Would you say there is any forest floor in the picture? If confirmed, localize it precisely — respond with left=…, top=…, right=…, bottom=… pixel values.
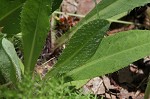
left=35, top=0, right=150, bottom=99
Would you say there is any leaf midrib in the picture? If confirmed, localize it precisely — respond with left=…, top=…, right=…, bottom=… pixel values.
left=55, top=0, right=150, bottom=50
left=27, top=0, right=43, bottom=69
left=67, top=40, right=150, bottom=75
left=55, top=25, right=107, bottom=69
left=0, top=4, right=22, bottom=21
left=54, top=0, right=118, bottom=49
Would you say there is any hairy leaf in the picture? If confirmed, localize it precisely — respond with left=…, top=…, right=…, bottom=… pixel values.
left=47, top=19, right=110, bottom=78
left=0, top=38, right=21, bottom=83
left=55, top=0, right=150, bottom=49
left=0, top=0, right=25, bottom=35
left=21, top=0, right=62, bottom=73
left=66, top=30, right=150, bottom=80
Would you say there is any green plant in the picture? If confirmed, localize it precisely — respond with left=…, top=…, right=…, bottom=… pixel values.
left=0, top=0, right=150, bottom=98
left=0, top=76, right=96, bottom=99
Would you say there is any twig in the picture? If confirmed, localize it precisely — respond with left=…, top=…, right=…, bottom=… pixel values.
left=41, top=57, right=55, bottom=67
left=54, top=11, right=135, bottom=25
left=137, top=77, right=147, bottom=89
left=0, top=82, right=12, bottom=88
left=54, top=11, right=85, bottom=18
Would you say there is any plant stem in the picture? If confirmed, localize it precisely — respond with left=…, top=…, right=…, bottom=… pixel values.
left=52, top=11, right=135, bottom=51
left=107, top=19, right=134, bottom=25
left=51, top=13, right=56, bottom=49
left=54, top=11, right=85, bottom=18
left=54, top=11, right=134, bottom=25
left=0, top=82, right=12, bottom=88
left=144, top=74, right=150, bottom=99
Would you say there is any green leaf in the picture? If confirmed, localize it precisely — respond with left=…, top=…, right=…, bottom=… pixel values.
left=144, top=75, right=150, bottom=99
left=47, top=19, right=110, bottom=78
left=65, top=79, right=89, bottom=89
left=51, top=0, right=63, bottom=12
left=21, top=0, right=53, bottom=73
left=55, top=0, right=150, bottom=49
left=0, top=0, right=25, bottom=35
left=66, top=30, right=150, bottom=80
left=0, top=38, right=21, bottom=83
left=19, top=58, right=24, bottom=75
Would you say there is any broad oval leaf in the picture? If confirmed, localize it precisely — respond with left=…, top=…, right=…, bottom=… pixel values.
left=55, top=0, right=150, bottom=49
left=0, top=0, right=25, bottom=35
left=21, top=0, right=62, bottom=73
left=66, top=30, right=150, bottom=80
left=0, top=38, right=21, bottom=84
left=47, top=19, right=110, bottom=78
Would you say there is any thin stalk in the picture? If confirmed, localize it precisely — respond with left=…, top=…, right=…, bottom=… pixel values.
left=0, top=82, right=12, bottom=88
left=54, top=11, right=134, bottom=25
left=54, top=11, right=85, bottom=18
left=52, top=11, right=135, bottom=51
left=144, top=74, right=150, bottom=99
left=107, top=19, right=134, bottom=25
left=51, top=13, right=56, bottom=49
left=41, top=57, right=55, bottom=67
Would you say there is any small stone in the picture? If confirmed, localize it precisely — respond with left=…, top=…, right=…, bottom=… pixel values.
left=129, top=64, right=138, bottom=73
